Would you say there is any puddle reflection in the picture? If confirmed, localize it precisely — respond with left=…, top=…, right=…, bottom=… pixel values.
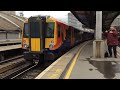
left=88, top=60, right=120, bottom=79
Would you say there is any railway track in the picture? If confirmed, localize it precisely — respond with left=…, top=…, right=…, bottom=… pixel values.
left=0, top=55, right=26, bottom=78
left=0, top=50, right=54, bottom=79
left=13, top=61, right=53, bottom=79
left=0, top=54, right=53, bottom=79
left=0, top=55, right=23, bottom=64
left=0, top=60, right=53, bottom=79
left=1, top=62, right=35, bottom=79
left=11, top=64, right=37, bottom=79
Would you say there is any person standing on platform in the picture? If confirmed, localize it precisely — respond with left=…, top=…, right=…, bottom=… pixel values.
left=104, top=26, right=118, bottom=58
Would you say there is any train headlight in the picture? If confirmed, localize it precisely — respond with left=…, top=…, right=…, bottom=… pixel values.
left=49, top=40, right=54, bottom=49
left=24, top=44, right=27, bottom=48
left=49, top=44, right=54, bottom=49
left=24, top=44, right=28, bottom=49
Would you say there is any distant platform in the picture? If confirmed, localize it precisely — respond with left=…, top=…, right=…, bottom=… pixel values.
left=0, top=39, right=21, bottom=45
left=0, top=44, right=21, bottom=52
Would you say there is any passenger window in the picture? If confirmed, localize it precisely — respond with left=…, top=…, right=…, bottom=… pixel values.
left=30, top=22, right=40, bottom=38
left=58, top=25, right=60, bottom=37
left=62, top=27, right=64, bottom=41
left=62, top=33, right=64, bottom=41
left=66, top=29, right=71, bottom=40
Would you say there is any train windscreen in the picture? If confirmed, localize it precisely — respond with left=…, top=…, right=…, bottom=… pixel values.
left=46, top=22, right=54, bottom=38
left=30, top=22, right=40, bottom=38
left=23, top=23, right=29, bottom=38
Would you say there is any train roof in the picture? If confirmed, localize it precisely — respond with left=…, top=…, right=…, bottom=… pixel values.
left=27, top=15, right=94, bottom=33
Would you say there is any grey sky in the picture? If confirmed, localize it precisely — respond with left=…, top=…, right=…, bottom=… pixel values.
left=16, top=11, right=70, bottom=23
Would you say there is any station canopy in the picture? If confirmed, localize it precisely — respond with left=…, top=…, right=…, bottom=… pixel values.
left=0, top=12, right=26, bottom=31
left=71, top=11, right=120, bottom=31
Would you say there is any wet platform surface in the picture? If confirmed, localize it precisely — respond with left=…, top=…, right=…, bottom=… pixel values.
left=88, top=60, right=120, bottom=79
left=69, top=41, right=120, bottom=79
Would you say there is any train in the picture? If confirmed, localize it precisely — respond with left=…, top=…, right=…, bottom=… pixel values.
left=22, top=15, right=94, bottom=64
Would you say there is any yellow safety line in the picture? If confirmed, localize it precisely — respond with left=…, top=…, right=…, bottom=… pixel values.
left=117, top=47, right=120, bottom=56
left=64, top=42, right=89, bottom=79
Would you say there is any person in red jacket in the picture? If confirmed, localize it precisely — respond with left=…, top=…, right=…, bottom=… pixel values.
left=105, top=26, right=118, bottom=58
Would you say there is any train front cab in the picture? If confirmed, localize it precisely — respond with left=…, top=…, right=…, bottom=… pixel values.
left=23, top=16, right=47, bottom=63
left=23, top=16, right=59, bottom=64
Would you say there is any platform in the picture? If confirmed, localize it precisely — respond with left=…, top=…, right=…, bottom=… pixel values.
left=0, top=44, right=21, bottom=52
left=35, top=41, right=120, bottom=79
left=0, top=39, right=21, bottom=45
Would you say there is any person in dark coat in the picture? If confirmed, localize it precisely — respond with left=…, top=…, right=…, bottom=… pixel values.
left=104, top=26, right=118, bottom=58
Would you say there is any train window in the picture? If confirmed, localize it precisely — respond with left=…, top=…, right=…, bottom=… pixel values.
left=46, top=22, right=54, bottom=38
left=58, top=25, right=60, bottom=37
left=23, top=23, right=29, bottom=38
left=62, top=26, right=64, bottom=41
left=30, top=22, right=40, bottom=38
left=66, top=28, right=71, bottom=39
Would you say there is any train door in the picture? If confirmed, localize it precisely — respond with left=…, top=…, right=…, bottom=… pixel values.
left=66, top=27, right=71, bottom=47
left=72, top=28, right=75, bottom=45
left=28, top=17, right=46, bottom=52
left=61, top=25, right=64, bottom=43
left=57, top=24, right=61, bottom=44
left=45, top=22, right=54, bottom=49
left=71, top=27, right=75, bottom=46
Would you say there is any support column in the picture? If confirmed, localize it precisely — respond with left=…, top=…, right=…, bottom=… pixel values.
left=18, top=31, right=21, bottom=39
left=93, top=11, right=105, bottom=58
left=6, top=31, right=7, bottom=39
left=95, top=11, right=102, bottom=40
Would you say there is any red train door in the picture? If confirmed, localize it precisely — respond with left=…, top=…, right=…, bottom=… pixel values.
left=61, top=25, right=64, bottom=43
